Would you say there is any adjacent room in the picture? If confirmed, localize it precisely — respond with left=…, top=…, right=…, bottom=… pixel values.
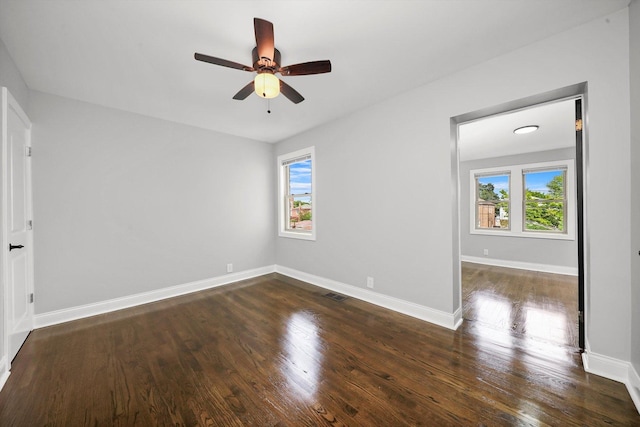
left=0, top=1, right=639, bottom=424
left=458, top=99, right=580, bottom=349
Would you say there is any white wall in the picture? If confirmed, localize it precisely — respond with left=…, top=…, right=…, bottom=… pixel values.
left=629, top=0, right=640, bottom=373
left=0, top=37, right=28, bottom=110
left=460, top=148, right=577, bottom=270
left=275, top=9, right=631, bottom=361
left=29, top=91, right=275, bottom=314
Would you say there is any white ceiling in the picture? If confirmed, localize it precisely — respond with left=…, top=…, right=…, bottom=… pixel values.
left=458, top=98, right=577, bottom=162
left=0, top=0, right=629, bottom=143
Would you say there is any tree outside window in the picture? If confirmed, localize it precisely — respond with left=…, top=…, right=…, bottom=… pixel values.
left=523, top=169, right=566, bottom=233
left=475, top=174, right=510, bottom=229
left=470, top=160, right=574, bottom=240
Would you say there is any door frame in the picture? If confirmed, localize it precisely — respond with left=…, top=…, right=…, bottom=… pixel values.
left=450, top=82, right=589, bottom=350
left=1, top=87, right=34, bottom=376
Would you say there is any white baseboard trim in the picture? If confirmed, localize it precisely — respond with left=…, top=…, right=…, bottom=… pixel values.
left=582, top=352, right=640, bottom=414
left=0, top=356, right=9, bottom=393
left=582, top=351, right=630, bottom=383
left=34, top=265, right=276, bottom=329
left=461, top=255, right=578, bottom=276
left=275, top=265, right=461, bottom=331
left=33, top=263, right=460, bottom=333
left=453, top=306, right=463, bottom=330
left=628, top=363, right=640, bottom=414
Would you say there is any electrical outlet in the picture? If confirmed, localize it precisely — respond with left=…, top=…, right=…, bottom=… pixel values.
left=483, top=249, right=489, bottom=256
left=366, top=277, right=374, bottom=289
left=226, top=263, right=233, bottom=273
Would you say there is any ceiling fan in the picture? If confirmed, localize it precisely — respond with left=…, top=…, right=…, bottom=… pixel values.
left=195, top=18, right=331, bottom=104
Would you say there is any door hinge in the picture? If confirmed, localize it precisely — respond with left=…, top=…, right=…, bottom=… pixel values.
left=575, top=119, right=583, bottom=132
left=27, top=220, right=33, bottom=230
left=29, top=293, right=34, bottom=304
left=578, top=311, right=584, bottom=323
left=25, top=146, right=32, bottom=157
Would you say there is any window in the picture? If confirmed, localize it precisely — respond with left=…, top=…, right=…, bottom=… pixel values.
left=475, top=173, right=510, bottom=230
left=470, top=160, right=574, bottom=240
left=278, top=147, right=315, bottom=240
left=523, top=168, right=567, bottom=233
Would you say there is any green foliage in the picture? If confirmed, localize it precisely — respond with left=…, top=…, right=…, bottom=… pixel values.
left=524, top=173, right=565, bottom=232
left=478, top=183, right=499, bottom=201
left=300, top=211, right=312, bottom=221
left=547, top=174, right=564, bottom=198
left=478, top=183, right=509, bottom=201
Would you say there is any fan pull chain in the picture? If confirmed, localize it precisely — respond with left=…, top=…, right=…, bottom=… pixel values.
left=267, top=98, right=271, bottom=114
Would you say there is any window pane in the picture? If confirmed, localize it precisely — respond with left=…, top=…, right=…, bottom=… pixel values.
left=286, top=159, right=312, bottom=231
left=523, top=169, right=566, bottom=233
left=524, top=201, right=565, bottom=231
left=524, top=169, right=565, bottom=198
left=476, top=174, right=510, bottom=229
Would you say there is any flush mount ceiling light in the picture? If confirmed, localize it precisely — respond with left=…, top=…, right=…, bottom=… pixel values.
left=513, top=125, right=539, bottom=135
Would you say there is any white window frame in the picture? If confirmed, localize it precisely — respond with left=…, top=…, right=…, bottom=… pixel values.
left=470, top=159, right=575, bottom=240
left=278, top=146, right=316, bottom=241
left=474, top=170, right=511, bottom=231
left=522, top=166, right=568, bottom=235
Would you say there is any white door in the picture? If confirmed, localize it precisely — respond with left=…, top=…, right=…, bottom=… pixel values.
left=2, top=87, right=34, bottom=364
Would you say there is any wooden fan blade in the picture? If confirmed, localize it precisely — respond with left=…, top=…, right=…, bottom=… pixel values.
left=279, top=60, right=331, bottom=76
left=233, top=81, right=255, bottom=100
left=254, top=18, right=275, bottom=63
left=195, top=53, right=254, bottom=72
left=279, top=80, right=304, bottom=104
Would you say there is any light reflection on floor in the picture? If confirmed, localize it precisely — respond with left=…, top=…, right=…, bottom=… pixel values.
left=524, top=306, right=567, bottom=344
left=463, top=263, right=579, bottom=367
left=463, top=263, right=578, bottom=349
left=280, top=311, right=323, bottom=401
left=473, top=293, right=514, bottom=332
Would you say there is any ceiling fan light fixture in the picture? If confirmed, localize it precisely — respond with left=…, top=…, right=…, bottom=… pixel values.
left=513, top=125, right=539, bottom=135
left=255, top=73, right=280, bottom=99
left=195, top=18, right=329, bottom=104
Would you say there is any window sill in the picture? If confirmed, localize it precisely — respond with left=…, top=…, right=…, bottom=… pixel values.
left=279, top=230, right=316, bottom=241
left=470, top=229, right=574, bottom=241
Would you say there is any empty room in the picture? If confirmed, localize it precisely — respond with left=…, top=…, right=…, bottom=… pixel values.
left=459, top=100, right=581, bottom=349
left=0, top=1, right=639, bottom=425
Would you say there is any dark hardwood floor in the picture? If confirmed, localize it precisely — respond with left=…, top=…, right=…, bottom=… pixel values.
left=0, top=272, right=638, bottom=425
left=462, top=262, right=579, bottom=348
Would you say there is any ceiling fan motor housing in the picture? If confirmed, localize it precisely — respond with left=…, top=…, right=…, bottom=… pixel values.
left=252, top=47, right=281, bottom=74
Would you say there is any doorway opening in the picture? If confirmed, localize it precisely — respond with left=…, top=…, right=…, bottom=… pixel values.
left=451, top=83, right=587, bottom=351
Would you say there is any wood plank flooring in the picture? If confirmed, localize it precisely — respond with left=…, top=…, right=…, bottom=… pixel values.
left=0, top=272, right=638, bottom=425
left=462, top=262, right=578, bottom=348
